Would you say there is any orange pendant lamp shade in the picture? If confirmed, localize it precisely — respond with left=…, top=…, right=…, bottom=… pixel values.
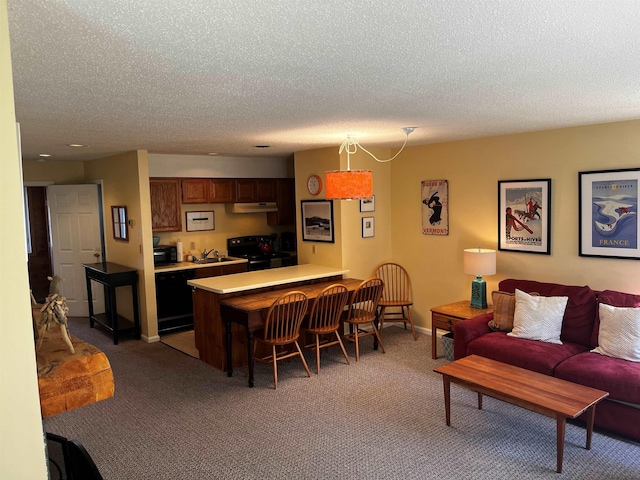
left=325, top=170, right=373, bottom=200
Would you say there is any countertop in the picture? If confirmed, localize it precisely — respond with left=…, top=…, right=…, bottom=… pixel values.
left=187, top=264, right=350, bottom=294
left=154, top=257, right=248, bottom=273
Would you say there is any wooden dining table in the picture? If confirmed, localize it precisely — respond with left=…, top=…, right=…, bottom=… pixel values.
left=219, top=278, right=364, bottom=387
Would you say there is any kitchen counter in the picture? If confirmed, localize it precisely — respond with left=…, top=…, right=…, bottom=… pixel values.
left=154, top=257, right=248, bottom=273
left=187, top=264, right=350, bottom=294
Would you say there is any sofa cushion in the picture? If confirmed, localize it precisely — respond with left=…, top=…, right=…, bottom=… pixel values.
left=555, top=351, right=640, bottom=404
left=591, top=303, right=640, bottom=362
left=466, top=332, right=587, bottom=376
left=507, top=289, right=567, bottom=344
left=499, top=279, right=597, bottom=347
left=591, top=289, right=640, bottom=347
left=488, top=290, right=539, bottom=332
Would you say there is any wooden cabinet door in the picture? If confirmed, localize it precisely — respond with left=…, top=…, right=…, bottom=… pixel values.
left=234, top=179, right=257, bottom=202
left=210, top=179, right=235, bottom=203
left=221, top=263, right=248, bottom=275
left=267, top=178, right=296, bottom=226
left=150, top=178, right=182, bottom=232
left=181, top=179, right=210, bottom=204
left=256, top=179, right=277, bottom=202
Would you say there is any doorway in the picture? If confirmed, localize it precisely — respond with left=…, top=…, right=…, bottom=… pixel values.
left=25, top=186, right=52, bottom=303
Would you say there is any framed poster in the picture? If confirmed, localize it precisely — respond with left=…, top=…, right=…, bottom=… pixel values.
left=579, top=168, right=639, bottom=259
left=360, top=196, right=375, bottom=212
left=186, top=211, right=215, bottom=231
left=301, top=200, right=334, bottom=243
left=362, top=216, right=374, bottom=238
left=421, top=180, right=448, bottom=235
left=498, top=179, right=551, bottom=254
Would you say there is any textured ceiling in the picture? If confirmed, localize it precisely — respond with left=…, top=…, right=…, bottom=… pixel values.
left=8, top=1, right=640, bottom=162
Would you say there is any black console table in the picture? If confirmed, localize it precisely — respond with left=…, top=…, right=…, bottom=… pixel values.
left=82, top=262, right=141, bottom=344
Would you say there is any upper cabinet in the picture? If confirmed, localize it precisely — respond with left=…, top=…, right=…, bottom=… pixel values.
left=267, top=179, right=296, bottom=226
left=182, top=178, right=235, bottom=203
left=234, top=179, right=277, bottom=203
left=150, top=178, right=182, bottom=232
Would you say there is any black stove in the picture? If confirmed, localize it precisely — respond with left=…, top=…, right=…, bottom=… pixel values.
left=227, top=236, right=293, bottom=271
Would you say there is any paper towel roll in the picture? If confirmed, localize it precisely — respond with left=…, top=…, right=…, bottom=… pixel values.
left=176, top=240, right=184, bottom=262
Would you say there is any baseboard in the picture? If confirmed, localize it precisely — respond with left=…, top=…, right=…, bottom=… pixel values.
left=143, top=334, right=160, bottom=343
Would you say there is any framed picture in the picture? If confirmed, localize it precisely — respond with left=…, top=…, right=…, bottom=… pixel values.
left=421, top=180, right=448, bottom=235
left=498, top=179, right=551, bottom=254
left=301, top=200, right=334, bottom=243
left=360, top=195, right=375, bottom=212
left=362, top=216, right=375, bottom=238
left=579, top=168, right=639, bottom=259
left=186, top=211, right=215, bottom=231
left=111, top=206, right=128, bottom=241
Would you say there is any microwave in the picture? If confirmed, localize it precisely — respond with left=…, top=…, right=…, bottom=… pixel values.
left=153, top=245, right=178, bottom=266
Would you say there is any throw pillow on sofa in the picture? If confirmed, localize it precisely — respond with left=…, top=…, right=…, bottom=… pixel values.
left=507, top=289, right=568, bottom=344
left=591, top=303, right=640, bottom=362
left=489, top=290, right=538, bottom=332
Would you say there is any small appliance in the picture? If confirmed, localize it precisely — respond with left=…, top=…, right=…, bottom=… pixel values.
left=153, top=245, right=178, bottom=266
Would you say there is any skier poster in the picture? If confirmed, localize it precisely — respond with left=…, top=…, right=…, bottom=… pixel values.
left=421, top=180, right=448, bottom=235
left=579, top=168, right=640, bottom=259
left=498, top=179, right=551, bottom=254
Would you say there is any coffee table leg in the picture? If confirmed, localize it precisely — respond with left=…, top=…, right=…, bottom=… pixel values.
left=442, top=375, right=451, bottom=426
left=556, top=415, right=566, bottom=474
left=477, top=392, right=483, bottom=410
left=585, top=405, right=596, bottom=450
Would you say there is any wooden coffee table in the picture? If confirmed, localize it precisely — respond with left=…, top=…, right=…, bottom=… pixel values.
left=434, top=355, right=609, bottom=473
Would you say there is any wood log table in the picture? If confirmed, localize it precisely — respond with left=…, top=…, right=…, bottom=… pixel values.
left=36, top=324, right=114, bottom=417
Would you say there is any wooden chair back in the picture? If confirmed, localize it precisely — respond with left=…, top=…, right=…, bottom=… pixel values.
left=347, top=277, right=384, bottom=324
left=306, top=284, right=349, bottom=334
left=375, top=262, right=411, bottom=304
left=261, top=291, right=308, bottom=345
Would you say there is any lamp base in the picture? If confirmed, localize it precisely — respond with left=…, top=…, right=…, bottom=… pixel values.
left=470, top=276, right=488, bottom=309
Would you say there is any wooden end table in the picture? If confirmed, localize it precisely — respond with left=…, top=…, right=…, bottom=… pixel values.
left=430, top=300, right=492, bottom=359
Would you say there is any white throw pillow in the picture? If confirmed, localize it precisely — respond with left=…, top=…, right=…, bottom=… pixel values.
left=591, top=303, right=640, bottom=362
left=507, top=289, right=568, bottom=344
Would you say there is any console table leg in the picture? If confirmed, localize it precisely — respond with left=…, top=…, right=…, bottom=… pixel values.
left=556, top=415, right=566, bottom=473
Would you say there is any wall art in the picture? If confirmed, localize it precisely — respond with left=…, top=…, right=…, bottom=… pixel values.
left=362, top=216, right=374, bottom=238
left=301, top=200, right=334, bottom=243
left=421, top=180, right=448, bottom=235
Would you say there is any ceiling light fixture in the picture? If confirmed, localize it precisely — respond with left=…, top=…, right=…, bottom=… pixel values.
left=325, top=127, right=416, bottom=200
left=38, top=153, right=52, bottom=157
left=67, top=143, right=87, bottom=148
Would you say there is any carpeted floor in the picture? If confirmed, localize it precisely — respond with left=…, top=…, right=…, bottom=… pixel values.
left=44, top=318, right=640, bottom=480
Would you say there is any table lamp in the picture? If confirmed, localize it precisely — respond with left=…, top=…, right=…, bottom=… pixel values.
left=463, top=248, right=496, bottom=309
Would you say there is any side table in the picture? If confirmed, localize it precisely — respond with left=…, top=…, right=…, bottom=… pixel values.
left=430, top=300, right=492, bottom=359
left=82, top=262, right=141, bottom=344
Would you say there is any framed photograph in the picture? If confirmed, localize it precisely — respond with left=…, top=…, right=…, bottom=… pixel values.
left=362, top=216, right=375, bottom=238
left=579, top=168, right=639, bottom=259
left=421, top=180, right=448, bottom=235
left=186, top=211, right=215, bottom=232
left=360, top=195, right=375, bottom=212
left=301, top=200, right=334, bottom=243
left=498, top=179, right=551, bottom=254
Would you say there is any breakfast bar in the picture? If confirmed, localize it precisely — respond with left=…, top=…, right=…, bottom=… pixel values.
left=187, top=264, right=349, bottom=371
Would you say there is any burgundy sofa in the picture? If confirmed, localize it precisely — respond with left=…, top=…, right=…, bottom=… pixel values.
left=453, top=278, right=640, bottom=442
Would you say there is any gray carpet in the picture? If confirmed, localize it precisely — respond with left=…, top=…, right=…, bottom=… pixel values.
left=44, top=318, right=640, bottom=480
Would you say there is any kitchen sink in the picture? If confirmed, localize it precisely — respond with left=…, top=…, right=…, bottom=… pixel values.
left=192, top=257, right=237, bottom=264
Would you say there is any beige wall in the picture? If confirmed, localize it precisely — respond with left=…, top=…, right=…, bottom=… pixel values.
left=392, top=120, right=640, bottom=330
left=0, top=0, right=48, bottom=476
left=22, top=159, right=85, bottom=184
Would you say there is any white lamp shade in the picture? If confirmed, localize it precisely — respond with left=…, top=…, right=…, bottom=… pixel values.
left=463, top=248, right=496, bottom=276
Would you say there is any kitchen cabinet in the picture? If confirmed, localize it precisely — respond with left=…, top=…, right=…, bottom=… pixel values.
left=182, top=178, right=236, bottom=204
left=267, top=178, right=296, bottom=226
left=234, top=179, right=277, bottom=203
left=193, top=262, right=247, bottom=279
left=150, top=178, right=182, bottom=232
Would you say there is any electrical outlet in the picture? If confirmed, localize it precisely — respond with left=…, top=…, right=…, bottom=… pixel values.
left=190, top=241, right=196, bottom=250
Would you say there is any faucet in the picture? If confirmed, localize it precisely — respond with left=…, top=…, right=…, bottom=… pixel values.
left=202, top=248, right=220, bottom=259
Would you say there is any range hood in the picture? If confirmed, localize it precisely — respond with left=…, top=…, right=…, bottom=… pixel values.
left=226, top=202, right=278, bottom=214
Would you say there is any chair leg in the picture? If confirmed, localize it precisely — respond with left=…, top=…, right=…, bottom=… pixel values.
left=295, top=341, right=311, bottom=377
left=354, top=327, right=360, bottom=362
left=315, top=335, right=321, bottom=374
left=372, top=322, right=385, bottom=353
left=335, top=331, right=350, bottom=365
left=272, top=345, right=278, bottom=389
left=406, top=306, right=417, bottom=340
left=378, top=306, right=386, bottom=331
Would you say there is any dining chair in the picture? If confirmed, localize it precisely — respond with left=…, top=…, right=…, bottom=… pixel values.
left=343, top=277, right=385, bottom=361
left=253, top=291, right=310, bottom=389
left=374, top=262, right=417, bottom=340
left=301, top=284, right=350, bottom=373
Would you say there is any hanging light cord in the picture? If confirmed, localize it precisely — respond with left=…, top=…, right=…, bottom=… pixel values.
left=339, top=127, right=415, bottom=167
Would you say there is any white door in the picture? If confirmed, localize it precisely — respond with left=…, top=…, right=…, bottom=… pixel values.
left=47, top=184, right=104, bottom=316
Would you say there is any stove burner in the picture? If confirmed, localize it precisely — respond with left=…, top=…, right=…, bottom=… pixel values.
left=227, top=235, right=292, bottom=271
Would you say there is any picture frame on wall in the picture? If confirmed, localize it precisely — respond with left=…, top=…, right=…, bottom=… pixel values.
left=362, top=216, right=374, bottom=238
left=498, top=179, right=551, bottom=254
left=360, top=196, right=375, bottom=212
left=301, top=200, right=335, bottom=243
left=421, top=180, right=449, bottom=235
left=185, top=211, right=215, bottom=231
left=578, top=168, right=639, bottom=260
